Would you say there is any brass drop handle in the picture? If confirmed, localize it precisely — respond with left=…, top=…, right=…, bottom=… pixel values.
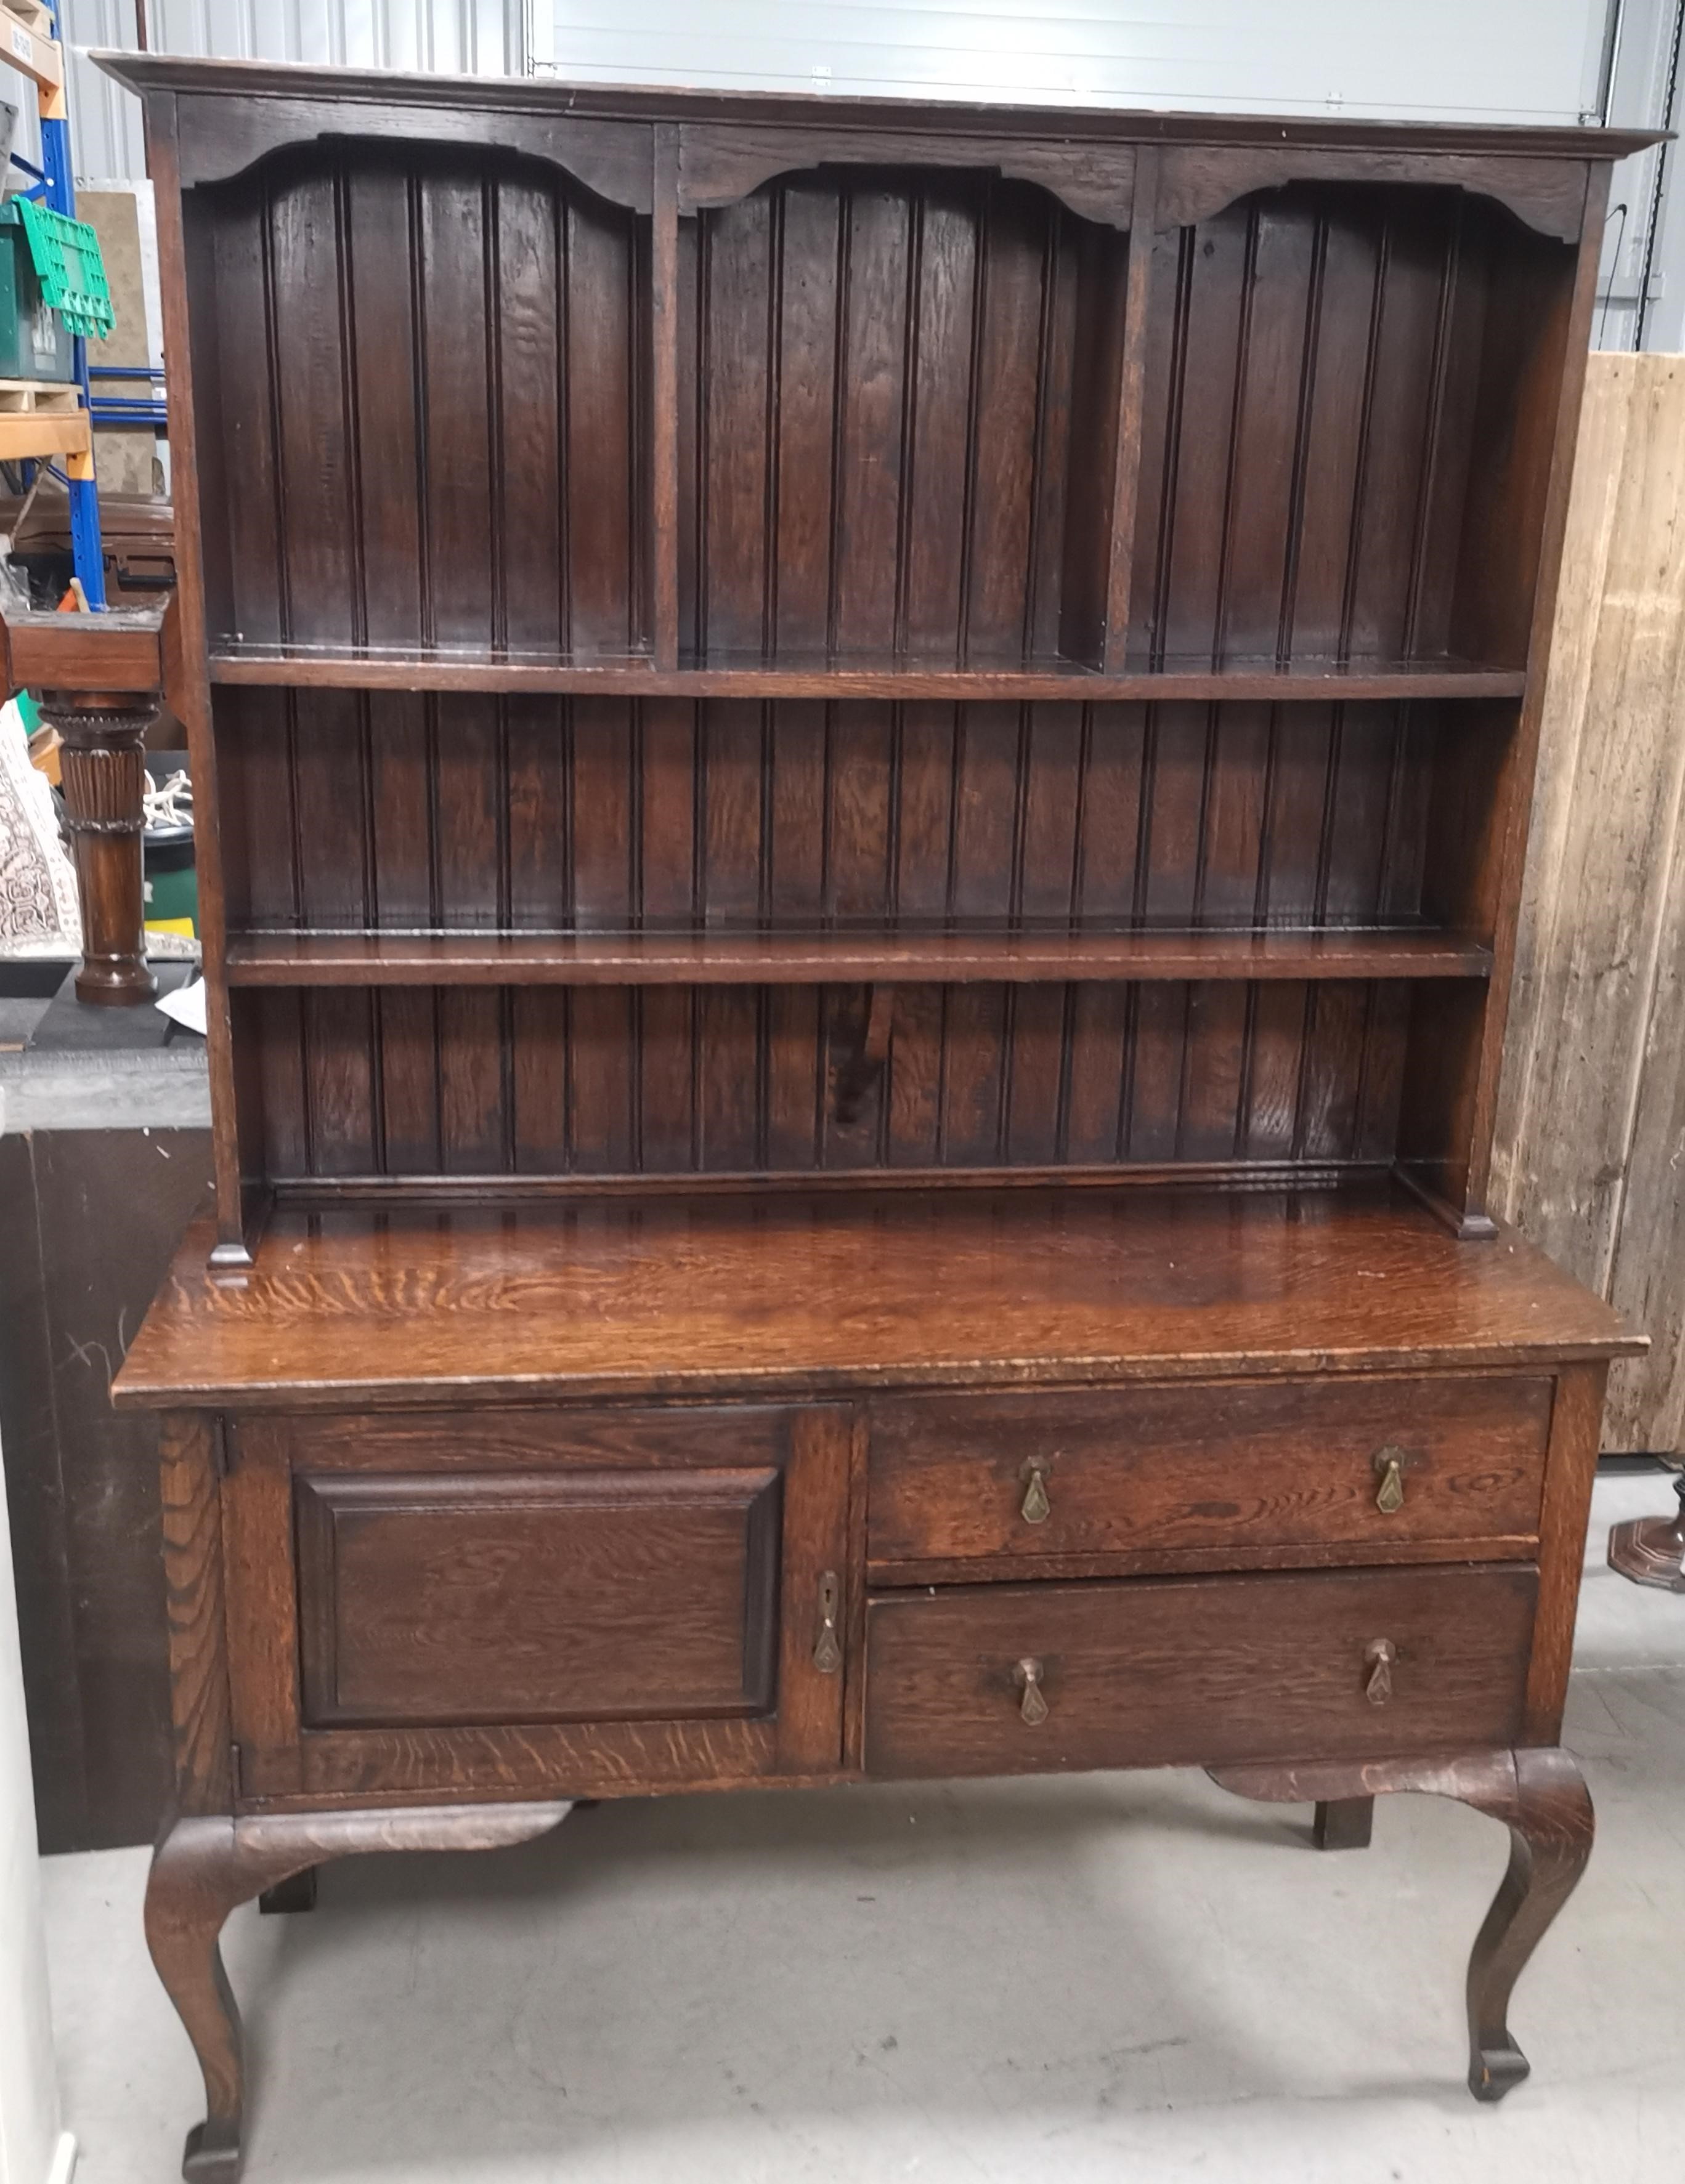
left=813, top=1571, right=842, bottom=1675
left=1019, top=1460, right=1052, bottom=1525
left=1014, top=1656, right=1050, bottom=1725
left=1364, top=1638, right=1397, bottom=1705
left=1373, top=1447, right=1407, bottom=1515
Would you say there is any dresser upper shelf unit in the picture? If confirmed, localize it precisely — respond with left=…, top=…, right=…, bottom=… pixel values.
left=82, top=51, right=1640, bottom=1254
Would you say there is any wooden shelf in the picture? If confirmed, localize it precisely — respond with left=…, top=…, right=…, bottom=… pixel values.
left=0, top=408, right=88, bottom=464
left=206, top=645, right=1528, bottom=703
left=2, top=5, right=65, bottom=120
left=111, top=1181, right=1639, bottom=1413
left=141, top=64, right=1610, bottom=1252
left=224, top=927, right=1495, bottom=988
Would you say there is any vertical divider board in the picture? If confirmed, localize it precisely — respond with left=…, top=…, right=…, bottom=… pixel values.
left=1101, top=149, right=1158, bottom=673
left=651, top=126, right=681, bottom=671
left=146, top=89, right=264, bottom=1265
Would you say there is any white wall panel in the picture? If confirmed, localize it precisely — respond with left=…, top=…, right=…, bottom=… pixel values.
left=7, top=3, right=1678, bottom=346
left=0, top=1448, right=73, bottom=2184
left=539, top=0, right=1681, bottom=349
left=51, top=0, right=524, bottom=182
left=1595, top=0, right=1684, bottom=349
left=540, top=0, right=1607, bottom=121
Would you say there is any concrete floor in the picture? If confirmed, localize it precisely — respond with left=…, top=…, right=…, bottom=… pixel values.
left=41, top=1474, right=1685, bottom=2183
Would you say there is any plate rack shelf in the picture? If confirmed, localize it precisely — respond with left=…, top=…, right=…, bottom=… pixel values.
left=31, top=63, right=1655, bottom=1257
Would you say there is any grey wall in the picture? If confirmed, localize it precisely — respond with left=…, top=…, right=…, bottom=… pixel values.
left=1, top=4, right=1676, bottom=346
left=538, top=0, right=1610, bottom=118
left=39, top=0, right=524, bottom=183
left=1597, top=0, right=1683, bottom=348
left=538, top=0, right=1683, bottom=348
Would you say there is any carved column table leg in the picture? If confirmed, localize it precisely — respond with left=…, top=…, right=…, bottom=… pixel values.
left=1210, top=1749, right=1593, bottom=2102
left=1608, top=1469, right=1685, bottom=1591
left=38, top=690, right=160, bottom=1005
left=146, top=1802, right=569, bottom=2183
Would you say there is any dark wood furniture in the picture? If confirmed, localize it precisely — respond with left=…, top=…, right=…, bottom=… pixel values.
left=1609, top=1470, right=1685, bottom=1591
left=86, top=53, right=1655, bottom=2180
left=0, top=602, right=174, bottom=1004
left=0, top=1116, right=212, bottom=1851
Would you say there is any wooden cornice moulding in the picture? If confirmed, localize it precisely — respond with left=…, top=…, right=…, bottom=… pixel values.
left=89, top=51, right=1666, bottom=161
left=92, top=52, right=1665, bottom=226
left=168, top=94, right=656, bottom=208
left=675, top=123, right=1137, bottom=227
left=1155, top=145, right=1599, bottom=243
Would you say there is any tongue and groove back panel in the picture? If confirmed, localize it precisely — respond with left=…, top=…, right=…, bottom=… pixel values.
left=158, top=91, right=1601, bottom=1213
left=189, top=145, right=650, bottom=657
left=187, top=145, right=1569, bottom=670
left=214, top=692, right=1437, bottom=935
left=236, top=979, right=1412, bottom=1185
left=213, top=684, right=1496, bottom=1190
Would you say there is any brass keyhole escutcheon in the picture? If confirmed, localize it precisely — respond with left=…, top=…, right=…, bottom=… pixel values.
left=813, top=1571, right=842, bottom=1675
left=1019, top=1460, right=1052, bottom=1524
left=1373, top=1447, right=1407, bottom=1515
left=1364, top=1637, right=1397, bottom=1705
left=1014, top=1656, right=1050, bottom=1725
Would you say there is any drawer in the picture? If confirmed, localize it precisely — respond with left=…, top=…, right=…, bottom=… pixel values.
left=864, top=1564, right=1537, bottom=1778
left=867, top=1376, right=1553, bottom=1571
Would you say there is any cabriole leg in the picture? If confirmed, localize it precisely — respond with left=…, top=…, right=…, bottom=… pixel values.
left=146, top=1802, right=570, bottom=2181
left=1463, top=1748, right=1594, bottom=2100
left=144, top=1819, right=292, bottom=2182
left=1209, top=1748, right=1593, bottom=2103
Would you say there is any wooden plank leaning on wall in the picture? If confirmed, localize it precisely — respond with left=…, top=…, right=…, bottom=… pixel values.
left=1493, top=352, right=1685, bottom=1455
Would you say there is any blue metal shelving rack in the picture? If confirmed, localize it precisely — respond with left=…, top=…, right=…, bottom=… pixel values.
left=6, top=0, right=107, bottom=608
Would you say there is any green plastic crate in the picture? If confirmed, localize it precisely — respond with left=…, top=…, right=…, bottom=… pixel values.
left=17, top=199, right=114, bottom=341
left=0, top=202, right=73, bottom=380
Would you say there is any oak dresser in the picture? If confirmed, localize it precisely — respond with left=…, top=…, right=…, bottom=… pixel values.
left=63, top=51, right=1657, bottom=2180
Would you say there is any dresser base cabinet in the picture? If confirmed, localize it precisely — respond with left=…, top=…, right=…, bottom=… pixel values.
left=115, top=1183, right=1636, bottom=2181
left=79, top=45, right=1655, bottom=2183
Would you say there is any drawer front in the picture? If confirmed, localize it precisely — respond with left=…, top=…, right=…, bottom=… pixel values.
left=867, top=1377, right=1553, bottom=1570
left=864, top=1564, right=1537, bottom=1779
left=223, top=1405, right=850, bottom=1800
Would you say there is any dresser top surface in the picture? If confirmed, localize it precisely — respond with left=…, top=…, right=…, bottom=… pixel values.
left=94, top=50, right=1662, bottom=162
left=112, top=1184, right=1639, bottom=1412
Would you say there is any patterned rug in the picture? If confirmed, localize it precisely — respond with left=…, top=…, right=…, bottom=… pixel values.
left=0, top=698, right=80, bottom=955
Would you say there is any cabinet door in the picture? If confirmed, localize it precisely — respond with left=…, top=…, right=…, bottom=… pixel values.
left=222, top=1404, right=851, bottom=1802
